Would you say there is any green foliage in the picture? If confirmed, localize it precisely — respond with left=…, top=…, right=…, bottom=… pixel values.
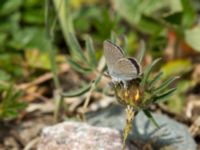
left=113, top=0, right=200, bottom=54
left=62, top=83, right=91, bottom=98
left=113, top=0, right=166, bottom=34
left=153, top=88, right=177, bottom=103
left=154, top=77, right=179, bottom=94
left=86, top=36, right=97, bottom=68
left=149, top=72, right=163, bottom=88
left=0, top=85, right=26, bottom=120
left=185, top=25, right=200, bottom=52
left=0, top=0, right=51, bottom=79
left=68, top=33, right=87, bottom=62
left=141, top=58, right=162, bottom=86
left=0, top=0, right=198, bottom=136
left=143, top=109, right=159, bottom=128
left=68, top=58, right=93, bottom=73
left=137, top=58, right=178, bottom=126
left=0, top=0, right=47, bottom=51
left=161, top=59, right=192, bottom=79
left=136, top=41, right=146, bottom=64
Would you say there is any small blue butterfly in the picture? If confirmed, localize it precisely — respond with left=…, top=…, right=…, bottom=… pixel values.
left=104, top=40, right=141, bottom=86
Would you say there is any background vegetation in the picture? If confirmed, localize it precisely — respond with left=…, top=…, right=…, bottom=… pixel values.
left=0, top=0, right=200, bottom=149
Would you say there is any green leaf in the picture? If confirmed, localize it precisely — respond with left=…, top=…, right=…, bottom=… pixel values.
left=161, top=59, right=191, bottom=79
left=141, top=58, right=162, bottom=86
left=68, top=32, right=87, bottom=61
left=86, top=36, right=97, bottom=67
left=143, top=109, right=159, bottom=128
left=153, top=87, right=177, bottom=103
left=11, top=102, right=27, bottom=110
left=113, top=0, right=166, bottom=34
left=52, top=0, right=74, bottom=36
left=68, top=58, right=92, bottom=73
left=0, top=70, right=11, bottom=81
left=137, top=40, right=146, bottom=64
left=25, top=49, right=51, bottom=70
left=3, top=85, right=13, bottom=107
left=154, top=76, right=179, bottom=94
left=11, top=90, right=23, bottom=103
left=53, top=0, right=86, bottom=61
left=2, top=109, right=18, bottom=118
left=181, top=0, right=196, bottom=28
left=93, top=75, right=102, bottom=86
left=123, top=36, right=128, bottom=55
left=62, top=83, right=91, bottom=97
left=22, top=9, right=44, bottom=24
left=0, top=0, right=22, bottom=16
left=10, top=27, right=51, bottom=51
left=163, top=12, right=182, bottom=26
left=185, top=25, right=200, bottom=52
left=149, top=72, right=163, bottom=87
left=138, top=14, right=163, bottom=34
left=111, top=31, right=117, bottom=43
left=0, top=85, right=26, bottom=119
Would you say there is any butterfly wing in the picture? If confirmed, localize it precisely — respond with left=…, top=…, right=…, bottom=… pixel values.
left=112, top=58, right=140, bottom=81
left=103, top=40, right=124, bottom=74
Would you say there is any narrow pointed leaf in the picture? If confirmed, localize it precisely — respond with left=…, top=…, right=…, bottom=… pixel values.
left=68, top=33, right=87, bottom=61
left=86, top=36, right=97, bottom=67
left=111, top=31, right=117, bottom=43
left=10, top=102, right=27, bottom=111
left=141, top=58, right=161, bottom=86
left=62, top=84, right=91, bottom=97
left=153, top=87, right=177, bottom=103
left=123, top=36, right=128, bottom=55
left=93, top=75, right=101, bottom=86
left=149, top=72, right=163, bottom=87
left=11, top=91, right=23, bottom=103
left=143, top=109, right=159, bottom=128
left=181, top=0, right=196, bottom=28
left=154, top=76, right=178, bottom=94
left=3, top=85, right=13, bottom=107
left=137, top=40, right=146, bottom=64
left=68, top=58, right=92, bottom=73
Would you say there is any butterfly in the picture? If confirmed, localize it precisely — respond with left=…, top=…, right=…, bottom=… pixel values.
left=103, top=40, right=141, bottom=86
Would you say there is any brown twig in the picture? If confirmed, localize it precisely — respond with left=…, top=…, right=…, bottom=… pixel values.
left=18, top=63, right=69, bottom=90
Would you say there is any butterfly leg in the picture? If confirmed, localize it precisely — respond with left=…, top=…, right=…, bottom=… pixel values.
left=122, top=80, right=128, bottom=89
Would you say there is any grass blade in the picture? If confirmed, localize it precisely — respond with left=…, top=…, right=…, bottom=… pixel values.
left=143, top=109, right=159, bottom=128
left=154, top=76, right=179, bottom=94
left=149, top=72, right=163, bottom=87
left=68, top=32, right=87, bottom=61
left=52, top=0, right=74, bottom=41
left=53, top=0, right=86, bottom=62
left=68, top=58, right=92, bottom=73
left=141, top=58, right=161, bottom=86
left=86, top=36, right=97, bottom=67
left=153, top=87, right=177, bottom=103
left=137, top=40, right=146, bottom=64
left=62, top=84, right=91, bottom=97
left=111, top=31, right=117, bottom=43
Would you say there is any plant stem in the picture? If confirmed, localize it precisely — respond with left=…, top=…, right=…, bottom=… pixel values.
left=123, top=106, right=135, bottom=150
left=45, top=0, right=62, bottom=122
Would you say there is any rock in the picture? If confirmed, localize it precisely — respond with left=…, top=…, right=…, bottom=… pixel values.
left=87, top=105, right=197, bottom=150
left=37, top=105, right=196, bottom=150
left=37, top=121, right=137, bottom=150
